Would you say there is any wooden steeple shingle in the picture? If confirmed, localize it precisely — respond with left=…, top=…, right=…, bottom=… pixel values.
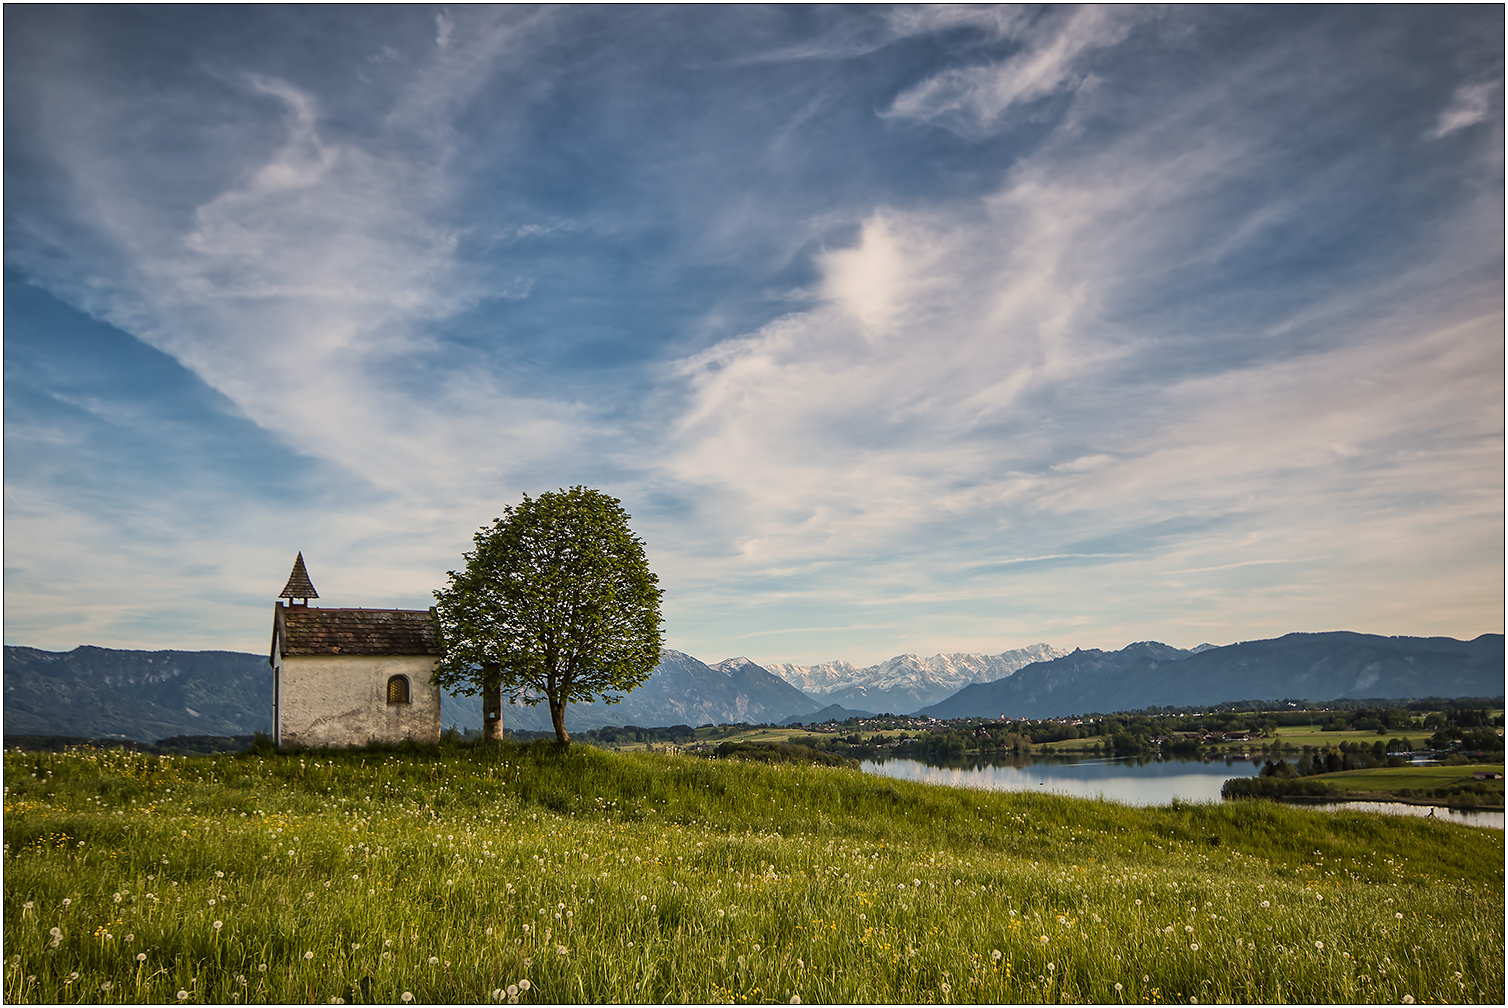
left=279, top=552, right=319, bottom=603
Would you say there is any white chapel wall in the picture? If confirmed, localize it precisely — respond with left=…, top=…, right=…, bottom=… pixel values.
left=279, top=653, right=440, bottom=747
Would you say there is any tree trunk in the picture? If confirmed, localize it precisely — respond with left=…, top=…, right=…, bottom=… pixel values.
left=549, top=697, right=571, bottom=747
left=482, top=668, right=504, bottom=744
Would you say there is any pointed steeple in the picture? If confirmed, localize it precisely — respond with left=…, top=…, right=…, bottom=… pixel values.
left=279, top=553, right=319, bottom=603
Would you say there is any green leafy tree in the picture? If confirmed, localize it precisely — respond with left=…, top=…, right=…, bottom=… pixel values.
left=432, top=487, right=664, bottom=747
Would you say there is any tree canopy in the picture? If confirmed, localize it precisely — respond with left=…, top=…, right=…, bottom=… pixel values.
left=432, top=487, right=664, bottom=746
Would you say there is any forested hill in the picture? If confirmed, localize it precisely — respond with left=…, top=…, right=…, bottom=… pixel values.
left=3, top=645, right=272, bottom=742
left=916, top=632, right=1505, bottom=720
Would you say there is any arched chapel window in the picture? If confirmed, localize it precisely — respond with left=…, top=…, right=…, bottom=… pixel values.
left=387, top=675, right=411, bottom=705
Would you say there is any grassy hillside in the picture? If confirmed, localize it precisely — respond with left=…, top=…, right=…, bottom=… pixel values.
left=3, top=741, right=1502, bottom=1004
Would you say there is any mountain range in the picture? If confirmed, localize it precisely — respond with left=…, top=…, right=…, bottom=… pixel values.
left=917, top=632, right=1506, bottom=720
left=474, top=650, right=816, bottom=733
left=4, top=632, right=1501, bottom=743
left=759, top=644, right=1067, bottom=712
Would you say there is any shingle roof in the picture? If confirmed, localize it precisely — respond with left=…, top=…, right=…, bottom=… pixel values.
left=279, top=553, right=319, bottom=600
left=274, top=605, right=439, bottom=657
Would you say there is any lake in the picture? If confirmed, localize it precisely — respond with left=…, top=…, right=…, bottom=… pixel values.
left=860, top=755, right=1504, bottom=829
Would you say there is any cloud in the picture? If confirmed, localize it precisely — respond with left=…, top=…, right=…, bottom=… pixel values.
left=1427, top=79, right=1500, bottom=139
left=659, top=48, right=1504, bottom=658
left=7, top=9, right=584, bottom=508
left=5, top=7, right=1500, bottom=663
left=885, top=5, right=1147, bottom=132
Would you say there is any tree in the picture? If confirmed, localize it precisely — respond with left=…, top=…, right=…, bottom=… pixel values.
left=432, top=487, right=664, bottom=747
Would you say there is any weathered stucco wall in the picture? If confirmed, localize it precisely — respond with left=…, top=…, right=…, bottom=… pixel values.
left=277, top=654, right=440, bottom=747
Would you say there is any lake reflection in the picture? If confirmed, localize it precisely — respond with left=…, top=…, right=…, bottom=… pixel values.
left=860, top=755, right=1260, bottom=806
left=860, top=756, right=1505, bottom=828
left=1301, top=801, right=1502, bottom=830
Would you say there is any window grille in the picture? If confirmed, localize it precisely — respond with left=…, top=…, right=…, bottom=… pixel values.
left=387, top=675, right=411, bottom=704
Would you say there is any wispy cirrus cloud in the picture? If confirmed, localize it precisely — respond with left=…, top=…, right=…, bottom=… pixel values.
left=884, top=5, right=1149, bottom=133
left=657, top=32, right=1503, bottom=659
left=7, top=7, right=583, bottom=508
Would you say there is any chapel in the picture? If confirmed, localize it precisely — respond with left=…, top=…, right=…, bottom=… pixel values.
left=269, top=553, right=442, bottom=747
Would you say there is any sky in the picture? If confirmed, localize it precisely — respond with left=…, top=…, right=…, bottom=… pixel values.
left=4, top=5, right=1503, bottom=667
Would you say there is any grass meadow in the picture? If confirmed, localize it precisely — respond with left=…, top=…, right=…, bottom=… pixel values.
left=3, top=741, right=1503, bottom=1004
left=1313, top=764, right=1505, bottom=796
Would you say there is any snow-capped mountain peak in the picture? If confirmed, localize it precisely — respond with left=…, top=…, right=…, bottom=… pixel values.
left=758, top=643, right=1070, bottom=712
left=710, top=656, right=759, bottom=676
